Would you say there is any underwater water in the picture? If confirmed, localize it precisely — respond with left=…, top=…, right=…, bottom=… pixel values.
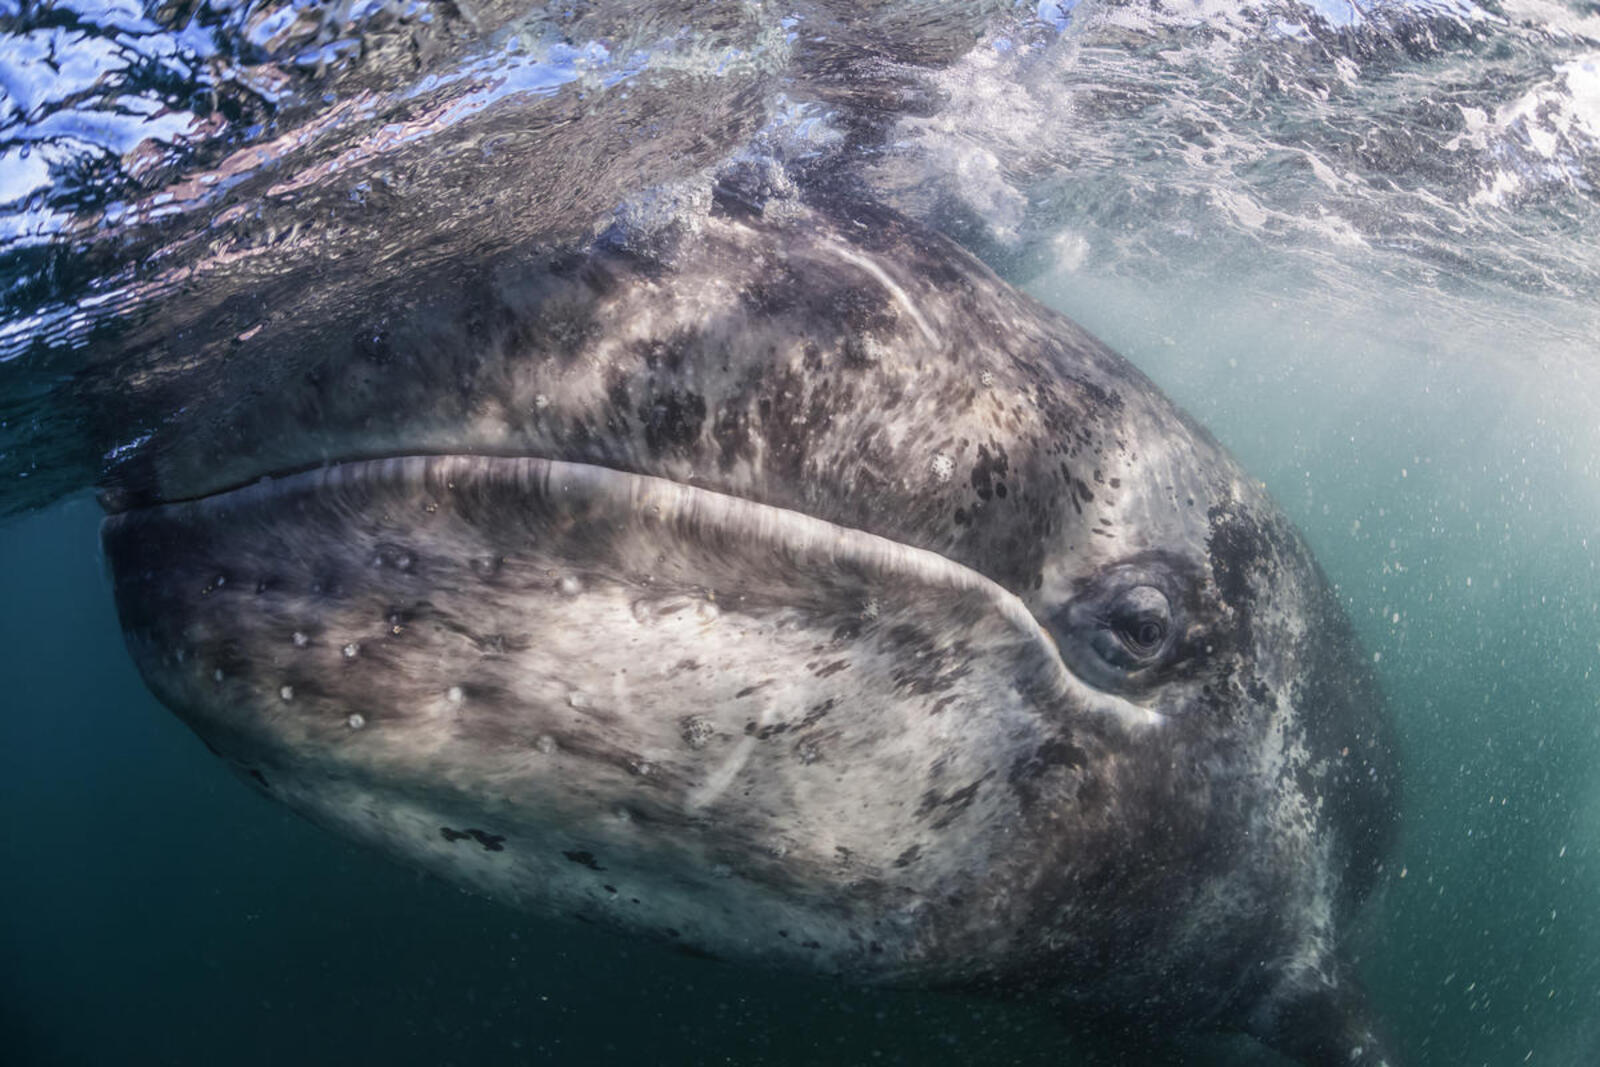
left=3, top=1, right=1600, bottom=1064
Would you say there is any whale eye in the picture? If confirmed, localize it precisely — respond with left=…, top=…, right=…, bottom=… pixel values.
left=1110, top=586, right=1170, bottom=655
left=1048, top=569, right=1188, bottom=694
left=1095, top=585, right=1172, bottom=668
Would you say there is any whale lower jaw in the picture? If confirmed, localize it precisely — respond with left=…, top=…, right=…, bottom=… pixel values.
left=99, top=453, right=1145, bottom=983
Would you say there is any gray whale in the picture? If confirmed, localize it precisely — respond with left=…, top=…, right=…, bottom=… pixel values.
left=101, top=187, right=1399, bottom=1065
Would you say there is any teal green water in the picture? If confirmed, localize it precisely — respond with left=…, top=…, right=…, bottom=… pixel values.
left=5, top=269, right=1597, bottom=1065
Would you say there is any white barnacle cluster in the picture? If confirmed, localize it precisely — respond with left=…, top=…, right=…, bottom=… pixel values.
left=680, top=715, right=717, bottom=749
left=931, top=452, right=955, bottom=483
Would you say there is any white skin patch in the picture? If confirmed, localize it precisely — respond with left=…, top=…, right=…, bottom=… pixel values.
left=825, top=245, right=940, bottom=348
left=687, top=694, right=776, bottom=812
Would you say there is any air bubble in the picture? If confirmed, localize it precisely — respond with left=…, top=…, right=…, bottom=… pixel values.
left=535, top=734, right=557, bottom=755
left=568, top=691, right=589, bottom=709
left=280, top=685, right=294, bottom=701
left=447, top=686, right=463, bottom=704
left=558, top=575, right=583, bottom=596
left=292, top=631, right=309, bottom=647
left=342, top=642, right=360, bottom=658
left=213, top=668, right=224, bottom=682
left=347, top=713, right=366, bottom=730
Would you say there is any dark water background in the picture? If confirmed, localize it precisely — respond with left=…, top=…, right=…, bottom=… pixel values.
left=4, top=1, right=1600, bottom=1063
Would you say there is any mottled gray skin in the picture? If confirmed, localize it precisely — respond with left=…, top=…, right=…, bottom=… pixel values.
left=101, top=186, right=1399, bottom=1065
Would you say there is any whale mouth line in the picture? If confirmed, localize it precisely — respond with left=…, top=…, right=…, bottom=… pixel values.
left=103, top=452, right=1164, bottom=727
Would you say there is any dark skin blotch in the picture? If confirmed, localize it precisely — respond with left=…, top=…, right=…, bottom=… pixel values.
left=916, top=774, right=990, bottom=829
left=638, top=388, right=707, bottom=457
left=563, top=849, right=606, bottom=870
left=468, top=830, right=505, bottom=852
left=1008, top=737, right=1089, bottom=810
left=969, top=443, right=1009, bottom=503
left=440, top=827, right=506, bottom=852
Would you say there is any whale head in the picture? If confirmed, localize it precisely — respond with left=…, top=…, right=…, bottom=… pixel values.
left=101, top=195, right=1398, bottom=1064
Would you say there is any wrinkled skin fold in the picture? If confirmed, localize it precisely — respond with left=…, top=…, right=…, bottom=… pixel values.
left=101, top=190, right=1399, bottom=1066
